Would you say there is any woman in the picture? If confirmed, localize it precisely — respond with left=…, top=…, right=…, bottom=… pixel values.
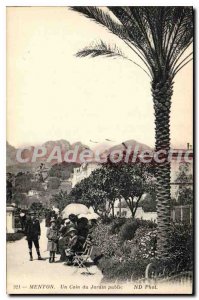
left=46, top=220, right=59, bottom=263
left=64, top=227, right=78, bottom=265
left=58, top=219, right=70, bottom=261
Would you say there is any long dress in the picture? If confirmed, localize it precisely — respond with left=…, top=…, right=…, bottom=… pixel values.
left=46, top=228, right=58, bottom=251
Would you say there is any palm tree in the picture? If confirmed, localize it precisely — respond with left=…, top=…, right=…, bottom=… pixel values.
left=71, top=7, right=193, bottom=259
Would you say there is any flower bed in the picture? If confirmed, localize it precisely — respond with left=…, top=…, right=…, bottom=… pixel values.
left=91, top=218, right=192, bottom=282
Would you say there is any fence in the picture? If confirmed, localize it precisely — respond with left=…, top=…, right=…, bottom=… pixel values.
left=171, top=205, right=192, bottom=225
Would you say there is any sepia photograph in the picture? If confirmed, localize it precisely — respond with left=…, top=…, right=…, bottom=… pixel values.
left=5, top=4, right=193, bottom=295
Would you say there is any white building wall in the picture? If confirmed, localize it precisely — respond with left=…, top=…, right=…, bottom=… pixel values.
left=72, top=162, right=101, bottom=187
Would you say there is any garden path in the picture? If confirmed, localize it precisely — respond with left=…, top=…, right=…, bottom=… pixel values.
left=7, top=220, right=103, bottom=294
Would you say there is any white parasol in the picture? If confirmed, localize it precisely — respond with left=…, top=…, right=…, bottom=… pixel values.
left=78, top=214, right=89, bottom=219
left=77, top=212, right=100, bottom=220
left=86, top=212, right=100, bottom=220
left=61, top=203, right=89, bottom=218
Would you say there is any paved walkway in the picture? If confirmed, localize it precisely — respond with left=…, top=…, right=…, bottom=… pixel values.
left=7, top=220, right=103, bottom=294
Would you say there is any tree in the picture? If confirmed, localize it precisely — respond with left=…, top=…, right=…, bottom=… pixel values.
left=50, top=190, right=70, bottom=211
left=11, top=172, right=32, bottom=207
left=14, top=172, right=33, bottom=193
left=175, top=162, right=193, bottom=205
left=139, top=193, right=157, bottom=212
left=6, top=173, right=13, bottom=204
left=178, top=187, right=193, bottom=205
left=71, top=7, right=193, bottom=258
left=69, top=162, right=155, bottom=218
left=30, top=202, right=43, bottom=212
left=107, top=162, right=155, bottom=217
left=47, top=177, right=61, bottom=190
left=49, top=162, right=80, bottom=180
left=69, top=170, right=109, bottom=215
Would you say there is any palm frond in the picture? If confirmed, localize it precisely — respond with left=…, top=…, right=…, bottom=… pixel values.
left=163, top=8, right=185, bottom=55
left=108, top=7, right=155, bottom=61
left=166, top=8, right=193, bottom=65
left=172, top=51, right=193, bottom=73
left=75, top=41, right=151, bottom=78
left=171, top=39, right=193, bottom=70
left=106, top=7, right=158, bottom=76
left=70, top=7, right=129, bottom=41
left=71, top=6, right=153, bottom=75
left=173, top=57, right=193, bottom=77
left=71, top=6, right=193, bottom=80
left=76, top=41, right=124, bottom=58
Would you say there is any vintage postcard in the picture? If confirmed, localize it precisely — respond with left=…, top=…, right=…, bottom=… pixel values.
left=6, top=6, right=193, bottom=294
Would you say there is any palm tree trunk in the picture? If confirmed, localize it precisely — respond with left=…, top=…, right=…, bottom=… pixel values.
left=152, top=77, right=173, bottom=259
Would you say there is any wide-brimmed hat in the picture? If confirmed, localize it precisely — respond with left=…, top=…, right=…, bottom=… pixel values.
left=50, top=218, right=56, bottom=224
left=67, top=227, right=77, bottom=234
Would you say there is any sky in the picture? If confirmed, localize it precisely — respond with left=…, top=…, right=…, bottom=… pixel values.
left=6, top=7, right=193, bottom=149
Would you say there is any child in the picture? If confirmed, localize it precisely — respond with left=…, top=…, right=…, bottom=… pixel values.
left=46, top=220, right=59, bottom=263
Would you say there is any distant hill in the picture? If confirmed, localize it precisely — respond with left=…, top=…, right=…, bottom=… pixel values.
left=6, top=142, right=17, bottom=166
left=109, top=139, right=152, bottom=152
left=100, top=139, right=152, bottom=160
left=42, top=139, right=71, bottom=151
left=6, top=140, right=89, bottom=174
left=6, top=138, right=153, bottom=173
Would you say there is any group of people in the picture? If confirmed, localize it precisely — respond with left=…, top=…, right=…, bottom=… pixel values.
left=23, top=209, right=97, bottom=264
left=46, top=211, right=96, bottom=264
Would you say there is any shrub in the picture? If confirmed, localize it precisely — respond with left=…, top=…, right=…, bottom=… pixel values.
left=109, top=218, right=126, bottom=235
left=92, top=220, right=121, bottom=257
left=92, top=218, right=192, bottom=282
left=140, top=193, right=157, bottom=212
left=133, top=227, right=157, bottom=259
left=119, top=218, right=156, bottom=242
left=98, top=257, right=149, bottom=282
left=168, top=223, right=193, bottom=270
left=100, top=215, right=113, bottom=225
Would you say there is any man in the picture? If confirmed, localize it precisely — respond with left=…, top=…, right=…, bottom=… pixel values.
left=25, top=211, right=42, bottom=261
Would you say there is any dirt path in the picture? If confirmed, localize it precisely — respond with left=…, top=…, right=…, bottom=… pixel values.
left=7, top=220, right=103, bottom=294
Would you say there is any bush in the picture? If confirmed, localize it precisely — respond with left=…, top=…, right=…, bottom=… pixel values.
left=168, top=223, right=193, bottom=270
left=7, top=232, right=24, bottom=242
left=92, top=220, right=121, bottom=257
left=140, top=194, right=157, bottom=212
left=109, top=218, right=126, bottom=235
left=98, top=256, right=149, bottom=282
left=119, top=218, right=156, bottom=242
left=91, top=218, right=192, bottom=282
left=92, top=218, right=157, bottom=259
left=100, top=215, right=113, bottom=225
left=133, top=227, right=157, bottom=259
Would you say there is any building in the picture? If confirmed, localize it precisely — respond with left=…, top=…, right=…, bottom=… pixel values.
left=71, top=162, right=101, bottom=187
left=114, top=198, right=157, bottom=221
